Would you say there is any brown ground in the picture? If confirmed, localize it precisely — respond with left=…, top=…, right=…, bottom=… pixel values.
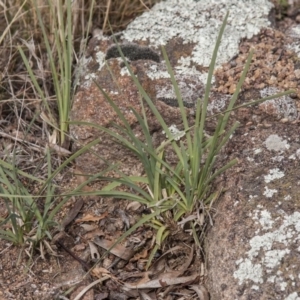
left=0, top=0, right=298, bottom=299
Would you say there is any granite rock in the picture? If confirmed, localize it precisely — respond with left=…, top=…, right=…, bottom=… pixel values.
left=70, top=0, right=300, bottom=298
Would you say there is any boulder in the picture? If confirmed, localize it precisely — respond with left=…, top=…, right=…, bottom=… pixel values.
left=206, top=125, right=300, bottom=300
left=70, top=0, right=277, bottom=175
left=70, top=0, right=300, bottom=298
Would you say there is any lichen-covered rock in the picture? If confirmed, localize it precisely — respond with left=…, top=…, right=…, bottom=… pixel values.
left=70, top=0, right=300, bottom=298
left=71, top=0, right=286, bottom=174
left=206, top=124, right=300, bottom=299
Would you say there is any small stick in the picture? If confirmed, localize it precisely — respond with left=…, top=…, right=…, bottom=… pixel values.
left=56, top=240, right=90, bottom=271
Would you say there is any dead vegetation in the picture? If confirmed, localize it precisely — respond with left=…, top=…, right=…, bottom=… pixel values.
left=0, top=0, right=160, bottom=171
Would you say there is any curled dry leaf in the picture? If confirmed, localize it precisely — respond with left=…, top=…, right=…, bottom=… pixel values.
left=139, top=291, right=157, bottom=300
left=177, top=214, right=197, bottom=227
left=61, top=198, right=84, bottom=229
left=131, top=248, right=149, bottom=262
left=119, top=270, right=152, bottom=281
left=177, top=245, right=194, bottom=274
left=75, top=212, right=108, bottom=223
left=190, top=284, right=210, bottom=300
left=80, top=223, right=98, bottom=232
left=122, top=245, right=199, bottom=291
left=147, top=247, right=179, bottom=274
left=72, top=278, right=109, bottom=300
left=83, top=229, right=105, bottom=240
left=72, top=244, right=86, bottom=251
left=93, top=236, right=135, bottom=261
left=126, top=201, right=142, bottom=211
left=124, top=273, right=199, bottom=289
left=48, top=142, right=72, bottom=156
left=91, top=266, right=112, bottom=279
left=70, top=284, right=94, bottom=300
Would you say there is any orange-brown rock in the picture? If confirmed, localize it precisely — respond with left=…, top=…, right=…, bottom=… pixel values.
left=70, top=0, right=300, bottom=299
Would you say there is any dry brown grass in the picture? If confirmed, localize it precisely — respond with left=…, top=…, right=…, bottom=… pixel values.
left=0, top=0, right=161, bottom=172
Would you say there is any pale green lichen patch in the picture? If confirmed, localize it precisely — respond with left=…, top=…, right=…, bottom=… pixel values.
left=285, top=292, right=300, bottom=300
left=238, top=162, right=300, bottom=292
left=252, top=209, right=274, bottom=230
left=122, top=0, right=273, bottom=68
left=162, top=125, right=185, bottom=141
left=264, top=134, right=290, bottom=152
left=146, top=63, right=170, bottom=80
left=263, top=186, right=277, bottom=198
left=96, top=51, right=106, bottom=71
left=234, top=210, right=300, bottom=289
left=284, top=195, right=292, bottom=201
left=207, top=95, right=231, bottom=115
left=234, top=258, right=263, bottom=284
left=116, top=0, right=274, bottom=91
left=286, top=25, right=300, bottom=58
left=83, top=72, right=97, bottom=88
left=264, top=168, right=285, bottom=183
left=259, top=87, right=298, bottom=121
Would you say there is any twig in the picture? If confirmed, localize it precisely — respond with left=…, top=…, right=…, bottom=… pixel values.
left=55, top=240, right=90, bottom=271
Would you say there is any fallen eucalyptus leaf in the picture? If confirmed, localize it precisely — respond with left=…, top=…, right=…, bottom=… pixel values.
left=124, top=273, right=199, bottom=289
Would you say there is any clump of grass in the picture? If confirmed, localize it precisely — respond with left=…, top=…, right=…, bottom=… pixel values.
left=72, top=12, right=293, bottom=268
left=0, top=0, right=293, bottom=270
left=0, top=0, right=163, bottom=255
left=0, top=138, right=103, bottom=251
left=18, top=0, right=79, bottom=146
left=0, top=150, right=58, bottom=248
left=15, top=0, right=161, bottom=147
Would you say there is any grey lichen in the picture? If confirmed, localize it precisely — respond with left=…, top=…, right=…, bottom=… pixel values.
left=122, top=0, right=273, bottom=68
left=234, top=210, right=300, bottom=291
left=154, top=72, right=203, bottom=108
left=264, top=134, right=290, bottom=152
left=260, top=87, right=298, bottom=121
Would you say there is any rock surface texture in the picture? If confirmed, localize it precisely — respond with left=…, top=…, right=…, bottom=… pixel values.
left=71, top=0, right=300, bottom=299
